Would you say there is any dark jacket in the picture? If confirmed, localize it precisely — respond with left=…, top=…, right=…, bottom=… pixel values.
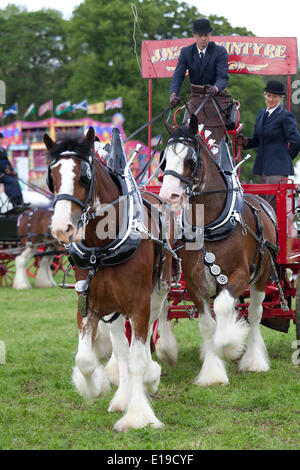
left=245, top=105, right=300, bottom=176
left=170, top=41, right=229, bottom=96
left=289, top=142, right=300, bottom=159
left=0, top=146, right=23, bottom=201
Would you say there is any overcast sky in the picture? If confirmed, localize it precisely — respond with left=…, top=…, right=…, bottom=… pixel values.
left=1, top=0, right=299, bottom=44
left=1, top=0, right=299, bottom=59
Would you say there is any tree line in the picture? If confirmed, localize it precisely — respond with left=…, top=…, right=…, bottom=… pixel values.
left=0, top=0, right=299, bottom=181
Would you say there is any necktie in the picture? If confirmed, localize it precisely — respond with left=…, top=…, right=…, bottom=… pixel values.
left=263, top=110, right=269, bottom=123
left=199, top=52, right=204, bottom=64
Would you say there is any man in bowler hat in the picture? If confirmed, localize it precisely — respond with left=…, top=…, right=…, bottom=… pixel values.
left=169, top=18, right=230, bottom=145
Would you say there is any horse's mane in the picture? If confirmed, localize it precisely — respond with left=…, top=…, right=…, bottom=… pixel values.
left=46, top=134, right=93, bottom=163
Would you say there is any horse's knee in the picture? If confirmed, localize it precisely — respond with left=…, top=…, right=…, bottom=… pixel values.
left=75, top=350, right=98, bottom=377
left=214, top=289, right=235, bottom=316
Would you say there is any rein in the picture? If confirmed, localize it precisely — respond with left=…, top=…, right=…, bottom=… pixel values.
left=124, top=105, right=173, bottom=143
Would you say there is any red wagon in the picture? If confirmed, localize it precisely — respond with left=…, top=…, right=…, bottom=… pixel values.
left=0, top=211, right=68, bottom=287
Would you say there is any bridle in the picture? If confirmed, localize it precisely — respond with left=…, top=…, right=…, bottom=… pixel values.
left=163, top=136, right=202, bottom=197
left=47, top=150, right=96, bottom=229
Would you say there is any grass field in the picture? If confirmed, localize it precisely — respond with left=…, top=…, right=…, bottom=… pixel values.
left=0, top=272, right=300, bottom=450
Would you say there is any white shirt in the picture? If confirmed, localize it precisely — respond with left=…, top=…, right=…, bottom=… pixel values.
left=266, top=104, right=281, bottom=116
left=197, top=46, right=207, bottom=57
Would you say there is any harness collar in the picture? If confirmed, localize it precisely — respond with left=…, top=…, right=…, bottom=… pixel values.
left=166, top=137, right=244, bottom=242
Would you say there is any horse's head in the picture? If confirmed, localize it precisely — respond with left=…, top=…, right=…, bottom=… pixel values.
left=44, top=127, right=95, bottom=244
left=159, top=114, right=201, bottom=207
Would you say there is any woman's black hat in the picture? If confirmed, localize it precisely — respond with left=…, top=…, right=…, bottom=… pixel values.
left=264, top=80, right=285, bottom=95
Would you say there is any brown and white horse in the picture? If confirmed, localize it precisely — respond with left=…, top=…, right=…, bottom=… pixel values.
left=44, top=127, right=174, bottom=432
left=13, top=207, right=62, bottom=289
left=158, top=114, right=278, bottom=386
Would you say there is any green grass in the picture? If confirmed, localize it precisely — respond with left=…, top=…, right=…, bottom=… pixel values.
left=0, top=273, right=300, bottom=450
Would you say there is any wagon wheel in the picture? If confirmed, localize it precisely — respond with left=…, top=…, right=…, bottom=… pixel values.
left=295, top=276, right=300, bottom=361
left=25, top=246, right=44, bottom=279
left=51, top=254, right=74, bottom=278
left=26, top=257, right=40, bottom=278
left=0, top=258, right=16, bottom=287
left=51, top=254, right=66, bottom=275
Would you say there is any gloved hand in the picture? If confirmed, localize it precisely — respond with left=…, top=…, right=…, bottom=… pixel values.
left=236, top=134, right=248, bottom=148
left=205, top=85, right=218, bottom=96
left=170, top=93, right=180, bottom=108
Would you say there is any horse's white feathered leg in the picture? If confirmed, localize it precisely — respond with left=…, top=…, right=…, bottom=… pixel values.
left=143, top=285, right=170, bottom=394
left=113, top=337, right=164, bottom=432
left=12, top=247, right=35, bottom=289
left=94, top=321, right=113, bottom=363
left=72, top=317, right=110, bottom=401
left=108, top=316, right=130, bottom=413
left=155, top=298, right=179, bottom=366
left=239, top=287, right=270, bottom=372
left=213, top=289, right=249, bottom=362
left=35, top=253, right=56, bottom=288
left=194, top=302, right=229, bottom=386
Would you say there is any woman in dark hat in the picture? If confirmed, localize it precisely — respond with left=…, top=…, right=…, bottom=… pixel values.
left=169, top=18, right=230, bottom=146
left=237, top=80, right=300, bottom=211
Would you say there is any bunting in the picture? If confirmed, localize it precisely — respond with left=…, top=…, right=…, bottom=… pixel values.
left=105, top=96, right=122, bottom=111
left=3, top=103, right=18, bottom=118
left=72, top=99, right=88, bottom=112
left=55, top=100, right=71, bottom=116
left=87, top=102, right=105, bottom=114
left=24, top=103, right=35, bottom=118
left=38, top=99, right=53, bottom=117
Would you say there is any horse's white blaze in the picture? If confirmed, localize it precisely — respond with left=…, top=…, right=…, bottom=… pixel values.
left=51, top=159, right=76, bottom=236
left=159, top=144, right=188, bottom=203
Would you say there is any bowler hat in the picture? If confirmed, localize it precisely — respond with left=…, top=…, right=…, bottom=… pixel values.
left=192, top=18, right=214, bottom=34
left=264, top=80, right=285, bottom=95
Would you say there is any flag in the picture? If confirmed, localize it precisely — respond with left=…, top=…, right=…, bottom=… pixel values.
left=24, top=103, right=35, bottom=118
left=0, top=107, right=2, bottom=118
left=87, top=102, right=105, bottom=114
left=3, top=103, right=18, bottom=118
left=55, top=100, right=71, bottom=116
left=105, top=96, right=122, bottom=111
left=72, top=99, right=88, bottom=112
left=38, top=99, right=53, bottom=117
left=151, top=134, right=162, bottom=147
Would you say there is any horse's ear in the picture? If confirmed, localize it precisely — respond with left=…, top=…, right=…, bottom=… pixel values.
left=84, top=127, right=95, bottom=147
left=43, top=133, right=55, bottom=150
left=189, top=114, right=199, bottom=135
left=163, top=119, right=176, bottom=135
